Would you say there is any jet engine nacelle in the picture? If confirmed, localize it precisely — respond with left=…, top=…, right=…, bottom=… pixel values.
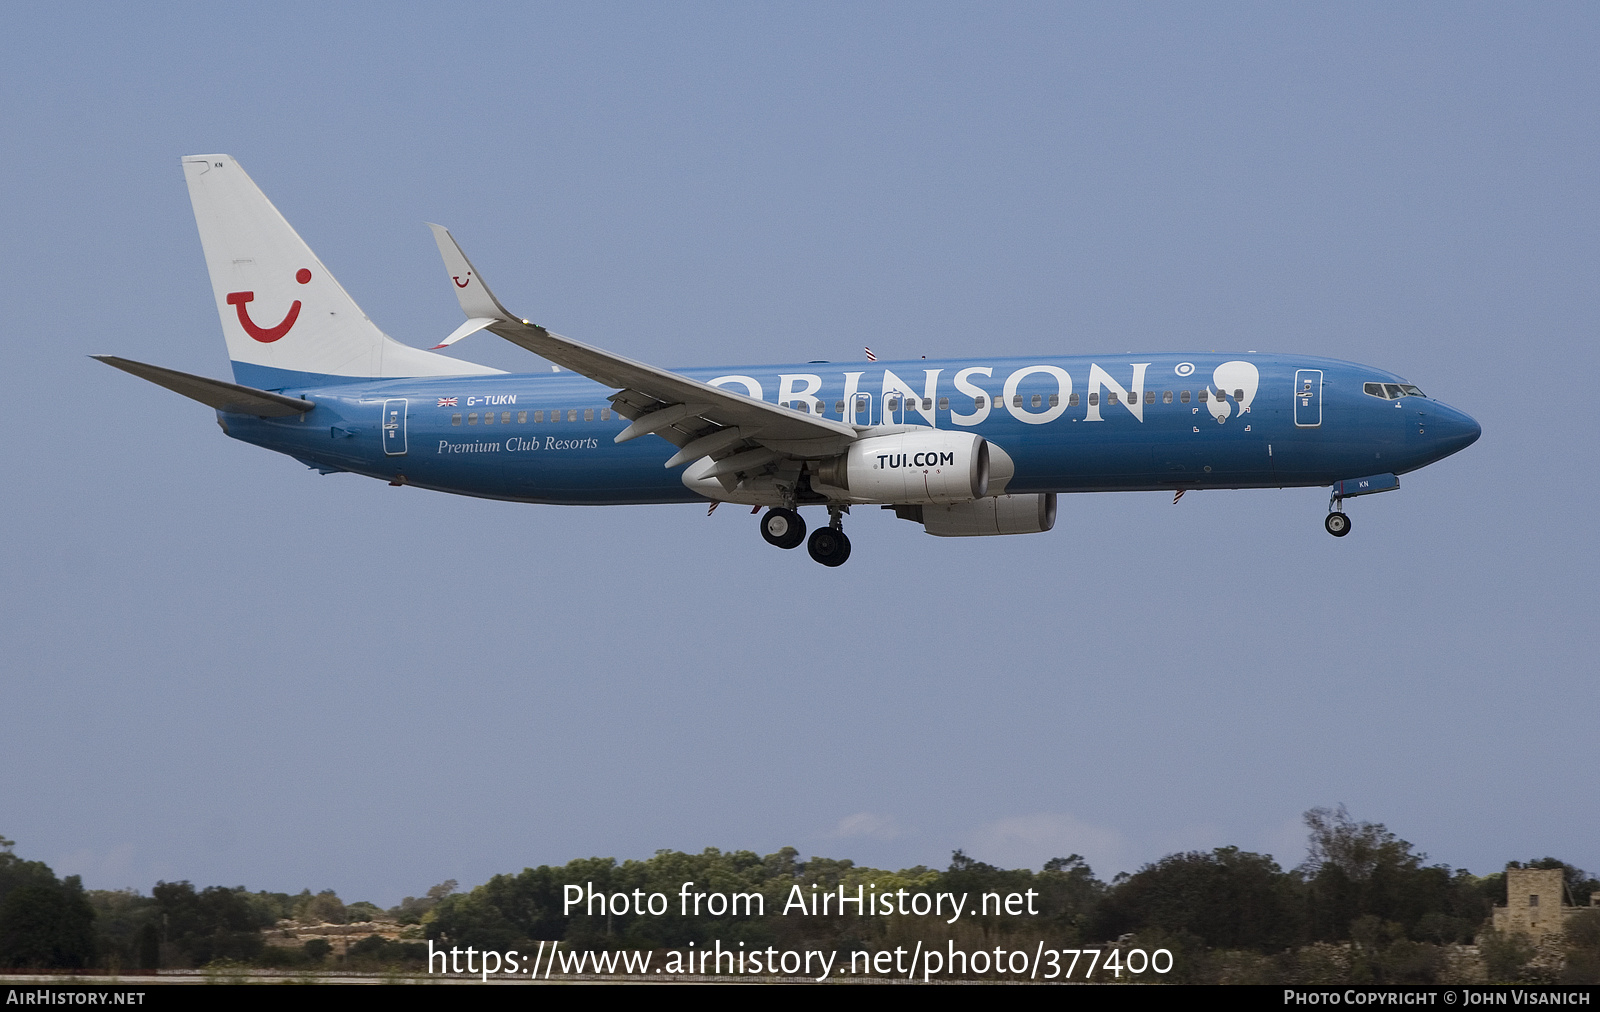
left=919, top=493, right=1057, bottom=537
left=816, top=431, right=989, bottom=504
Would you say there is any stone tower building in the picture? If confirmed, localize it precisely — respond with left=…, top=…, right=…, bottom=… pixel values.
left=1491, top=866, right=1597, bottom=940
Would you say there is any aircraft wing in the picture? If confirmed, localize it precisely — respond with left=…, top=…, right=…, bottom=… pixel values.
left=93, top=356, right=315, bottom=417
left=428, top=224, right=856, bottom=467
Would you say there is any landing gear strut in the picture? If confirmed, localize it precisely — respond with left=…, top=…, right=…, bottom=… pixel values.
left=760, top=508, right=806, bottom=549
left=1325, top=488, right=1351, bottom=537
left=761, top=505, right=853, bottom=564
left=808, top=505, right=852, bottom=566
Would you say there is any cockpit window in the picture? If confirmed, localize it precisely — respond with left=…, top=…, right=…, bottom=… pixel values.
left=1364, top=381, right=1428, bottom=400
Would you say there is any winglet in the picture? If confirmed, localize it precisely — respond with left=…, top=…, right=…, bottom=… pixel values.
left=427, top=223, right=519, bottom=323
left=431, top=317, right=499, bottom=350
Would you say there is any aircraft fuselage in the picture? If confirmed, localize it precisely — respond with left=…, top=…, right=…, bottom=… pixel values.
left=221, top=352, right=1481, bottom=506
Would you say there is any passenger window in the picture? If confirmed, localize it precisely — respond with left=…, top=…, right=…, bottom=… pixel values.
left=534, top=410, right=543, bottom=423
left=584, top=408, right=594, bottom=421
left=1068, top=393, right=1079, bottom=406
left=567, top=409, right=577, bottom=422
left=1181, top=390, right=1191, bottom=403
left=887, top=397, right=900, bottom=411
left=1031, top=394, right=1042, bottom=408
left=1198, top=389, right=1208, bottom=402
left=451, top=414, right=462, bottom=426
left=1048, top=394, right=1059, bottom=407
left=1108, top=391, right=1119, bottom=404
left=938, top=397, right=949, bottom=411
left=486, top=412, right=497, bottom=425
left=1162, top=391, right=1173, bottom=404
left=973, top=396, right=985, bottom=409
left=501, top=411, right=511, bottom=424
left=600, top=408, right=610, bottom=421
left=1088, top=392, right=1099, bottom=406
left=835, top=400, right=845, bottom=414
left=922, top=398, right=932, bottom=411
left=1233, top=389, right=1243, bottom=401
left=517, top=411, right=527, bottom=424
left=1012, top=395, right=1023, bottom=407
left=467, top=412, right=478, bottom=425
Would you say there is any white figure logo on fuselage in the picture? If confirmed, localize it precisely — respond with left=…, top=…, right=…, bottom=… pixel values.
left=1205, top=360, right=1259, bottom=424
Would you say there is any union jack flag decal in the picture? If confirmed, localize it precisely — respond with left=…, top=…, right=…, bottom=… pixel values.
left=437, top=397, right=458, bottom=407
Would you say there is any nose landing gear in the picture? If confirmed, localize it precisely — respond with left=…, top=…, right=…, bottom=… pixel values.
left=1325, top=486, right=1352, bottom=537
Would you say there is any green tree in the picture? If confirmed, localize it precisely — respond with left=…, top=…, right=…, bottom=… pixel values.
left=1562, top=909, right=1600, bottom=985
left=0, top=880, right=97, bottom=968
left=1090, top=847, right=1302, bottom=952
left=294, top=890, right=346, bottom=924
left=0, top=837, right=97, bottom=969
left=136, top=922, right=160, bottom=970
left=0, top=836, right=58, bottom=906
left=1299, top=807, right=1484, bottom=942
left=1479, top=928, right=1537, bottom=983
left=151, top=881, right=268, bottom=966
left=389, top=880, right=457, bottom=924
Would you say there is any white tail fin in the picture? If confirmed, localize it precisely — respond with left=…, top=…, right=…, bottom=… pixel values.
left=182, top=155, right=499, bottom=388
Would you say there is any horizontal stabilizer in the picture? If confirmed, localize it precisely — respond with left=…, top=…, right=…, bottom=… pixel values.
left=93, top=356, right=314, bottom=417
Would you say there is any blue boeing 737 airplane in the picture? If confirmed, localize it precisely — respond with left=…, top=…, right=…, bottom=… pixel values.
left=97, top=155, right=1481, bottom=566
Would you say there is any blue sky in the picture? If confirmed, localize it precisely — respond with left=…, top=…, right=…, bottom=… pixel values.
left=2, top=3, right=1595, bottom=905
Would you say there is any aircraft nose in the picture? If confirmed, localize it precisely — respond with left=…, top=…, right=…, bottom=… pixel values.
left=1430, top=402, right=1481, bottom=458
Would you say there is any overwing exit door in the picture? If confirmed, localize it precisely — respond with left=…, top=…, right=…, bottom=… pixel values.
left=382, top=399, right=408, bottom=455
left=848, top=392, right=874, bottom=426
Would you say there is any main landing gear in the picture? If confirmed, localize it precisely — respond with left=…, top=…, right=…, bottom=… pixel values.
left=760, top=508, right=806, bottom=549
left=807, top=526, right=851, bottom=567
left=759, top=506, right=852, bottom=565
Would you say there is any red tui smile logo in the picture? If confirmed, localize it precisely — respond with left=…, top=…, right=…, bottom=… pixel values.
left=227, top=268, right=312, bottom=343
